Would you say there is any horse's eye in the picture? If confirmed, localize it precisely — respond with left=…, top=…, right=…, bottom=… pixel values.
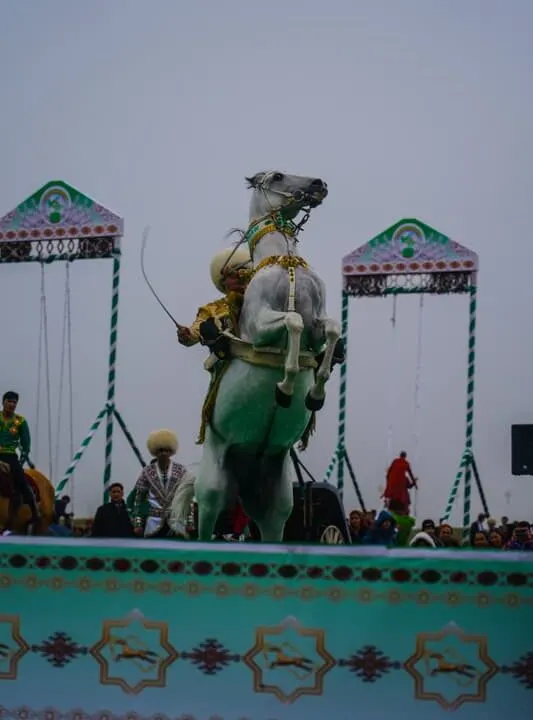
left=272, top=172, right=284, bottom=182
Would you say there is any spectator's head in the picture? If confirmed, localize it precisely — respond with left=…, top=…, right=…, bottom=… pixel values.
left=421, top=519, right=436, bottom=537
left=512, top=522, right=531, bottom=545
left=147, top=429, right=178, bottom=468
left=400, top=451, right=407, bottom=459
left=438, top=523, right=454, bottom=545
left=375, top=510, right=396, bottom=532
left=60, top=495, right=71, bottom=505
left=109, top=483, right=124, bottom=503
left=488, top=529, right=503, bottom=548
left=473, top=531, right=489, bottom=548
left=349, top=510, right=362, bottom=531
left=501, top=516, right=509, bottom=526
left=477, top=512, right=487, bottom=523
left=487, top=517, right=497, bottom=530
left=2, top=391, right=18, bottom=414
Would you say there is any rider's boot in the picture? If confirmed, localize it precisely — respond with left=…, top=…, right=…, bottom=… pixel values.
left=22, top=486, right=41, bottom=524
left=5, top=496, right=20, bottom=531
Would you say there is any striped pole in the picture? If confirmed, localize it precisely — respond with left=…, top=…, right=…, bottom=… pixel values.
left=411, top=294, right=424, bottom=518
left=335, top=291, right=350, bottom=499
left=462, top=284, right=478, bottom=535
left=323, top=452, right=337, bottom=483
left=441, top=448, right=471, bottom=523
left=103, top=255, right=121, bottom=502
left=55, top=406, right=108, bottom=495
left=113, top=408, right=146, bottom=468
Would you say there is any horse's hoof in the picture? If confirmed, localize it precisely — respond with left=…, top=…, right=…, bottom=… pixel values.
left=305, top=392, right=324, bottom=411
left=275, top=386, right=292, bottom=408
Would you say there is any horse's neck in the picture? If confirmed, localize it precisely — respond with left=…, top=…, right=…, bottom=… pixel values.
left=251, top=231, right=298, bottom=263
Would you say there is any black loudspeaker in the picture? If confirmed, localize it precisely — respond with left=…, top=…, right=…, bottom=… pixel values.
left=511, top=424, right=533, bottom=475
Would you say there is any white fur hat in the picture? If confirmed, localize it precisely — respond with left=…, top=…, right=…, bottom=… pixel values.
left=409, top=531, right=436, bottom=548
left=209, top=245, right=252, bottom=293
left=146, top=429, right=178, bottom=457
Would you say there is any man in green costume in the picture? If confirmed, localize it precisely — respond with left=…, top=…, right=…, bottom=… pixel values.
left=0, top=391, right=40, bottom=522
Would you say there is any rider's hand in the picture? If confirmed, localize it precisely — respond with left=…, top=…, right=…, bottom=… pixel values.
left=199, top=317, right=220, bottom=345
left=177, top=324, right=191, bottom=343
left=332, top=338, right=346, bottom=365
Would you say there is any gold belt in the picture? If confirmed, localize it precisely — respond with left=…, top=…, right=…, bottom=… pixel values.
left=228, top=336, right=317, bottom=370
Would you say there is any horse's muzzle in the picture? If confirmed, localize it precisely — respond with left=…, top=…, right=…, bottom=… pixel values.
left=308, top=178, right=328, bottom=205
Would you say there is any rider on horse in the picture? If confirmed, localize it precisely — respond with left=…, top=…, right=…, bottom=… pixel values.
left=177, top=245, right=253, bottom=443
left=177, top=244, right=252, bottom=359
left=176, top=243, right=345, bottom=446
left=0, top=391, right=40, bottom=522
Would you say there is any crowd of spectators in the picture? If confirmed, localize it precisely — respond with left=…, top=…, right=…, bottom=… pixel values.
left=3, top=489, right=532, bottom=552
left=347, top=508, right=533, bottom=550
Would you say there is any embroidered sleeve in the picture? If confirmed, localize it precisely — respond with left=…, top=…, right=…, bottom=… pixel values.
left=169, top=468, right=196, bottom=535
left=188, top=305, right=215, bottom=344
left=133, top=469, right=149, bottom=526
left=18, top=417, right=31, bottom=456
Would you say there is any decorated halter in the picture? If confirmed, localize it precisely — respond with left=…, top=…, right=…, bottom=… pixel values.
left=244, top=172, right=315, bottom=259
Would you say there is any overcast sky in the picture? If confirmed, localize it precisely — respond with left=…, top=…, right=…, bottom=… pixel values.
left=1, top=0, right=532, bottom=524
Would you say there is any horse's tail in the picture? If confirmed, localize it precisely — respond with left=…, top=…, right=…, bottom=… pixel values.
left=169, top=470, right=196, bottom=535
left=24, top=469, right=55, bottom=517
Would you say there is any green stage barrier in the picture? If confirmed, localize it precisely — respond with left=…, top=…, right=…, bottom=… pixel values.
left=0, top=538, right=531, bottom=719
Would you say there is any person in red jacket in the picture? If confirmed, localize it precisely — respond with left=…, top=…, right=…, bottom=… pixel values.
left=231, top=498, right=250, bottom=539
left=383, top=451, right=418, bottom=514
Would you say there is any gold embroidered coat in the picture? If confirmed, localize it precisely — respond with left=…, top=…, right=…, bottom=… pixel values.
left=179, top=293, right=244, bottom=346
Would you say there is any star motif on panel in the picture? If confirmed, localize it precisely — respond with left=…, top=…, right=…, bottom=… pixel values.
left=339, top=644, right=400, bottom=682
left=0, top=615, right=30, bottom=680
left=404, top=621, right=499, bottom=711
left=501, top=651, right=533, bottom=690
left=181, top=638, right=240, bottom=675
left=31, top=631, right=88, bottom=668
left=243, top=615, right=335, bottom=704
left=89, top=609, right=178, bottom=694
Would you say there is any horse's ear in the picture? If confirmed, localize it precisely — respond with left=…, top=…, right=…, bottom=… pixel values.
left=245, top=172, right=264, bottom=189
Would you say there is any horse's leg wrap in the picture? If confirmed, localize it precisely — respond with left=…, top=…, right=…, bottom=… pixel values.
left=276, top=312, right=304, bottom=407
left=306, top=317, right=341, bottom=410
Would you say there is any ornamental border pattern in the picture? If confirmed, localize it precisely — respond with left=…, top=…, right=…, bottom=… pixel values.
left=0, top=550, right=531, bottom=590
left=1, top=710, right=256, bottom=720
left=0, top=574, right=531, bottom=607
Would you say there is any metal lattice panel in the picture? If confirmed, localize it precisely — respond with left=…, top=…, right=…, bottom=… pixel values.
left=344, top=270, right=475, bottom=297
left=0, top=236, right=118, bottom=263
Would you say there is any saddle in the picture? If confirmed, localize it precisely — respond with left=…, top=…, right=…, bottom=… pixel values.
left=0, top=471, right=41, bottom=503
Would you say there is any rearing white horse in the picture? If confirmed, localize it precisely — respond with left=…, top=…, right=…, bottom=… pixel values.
left=171, top=171, right=341, bottom=542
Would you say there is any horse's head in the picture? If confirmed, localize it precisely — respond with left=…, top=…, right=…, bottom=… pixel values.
left=245, top=171, right=328, bottom=222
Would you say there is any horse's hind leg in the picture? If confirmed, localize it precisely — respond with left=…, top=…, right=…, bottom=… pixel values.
left=275, top=312, right=304, bottom=408
left=196, top=433, right=234, bottom=542
left=306, top=317, right=341, bottom=411
left=241, top=453, right=294, bottom=543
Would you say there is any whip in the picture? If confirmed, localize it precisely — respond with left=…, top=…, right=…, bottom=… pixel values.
left=140, top=226, right=179, bottom=327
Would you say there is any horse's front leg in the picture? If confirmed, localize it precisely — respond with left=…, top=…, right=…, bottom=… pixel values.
left=246, top=305, right=304, bottom=409
left=275, top=311, right=304, bottom=408
left=306, top=317, right=341, bottom=411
